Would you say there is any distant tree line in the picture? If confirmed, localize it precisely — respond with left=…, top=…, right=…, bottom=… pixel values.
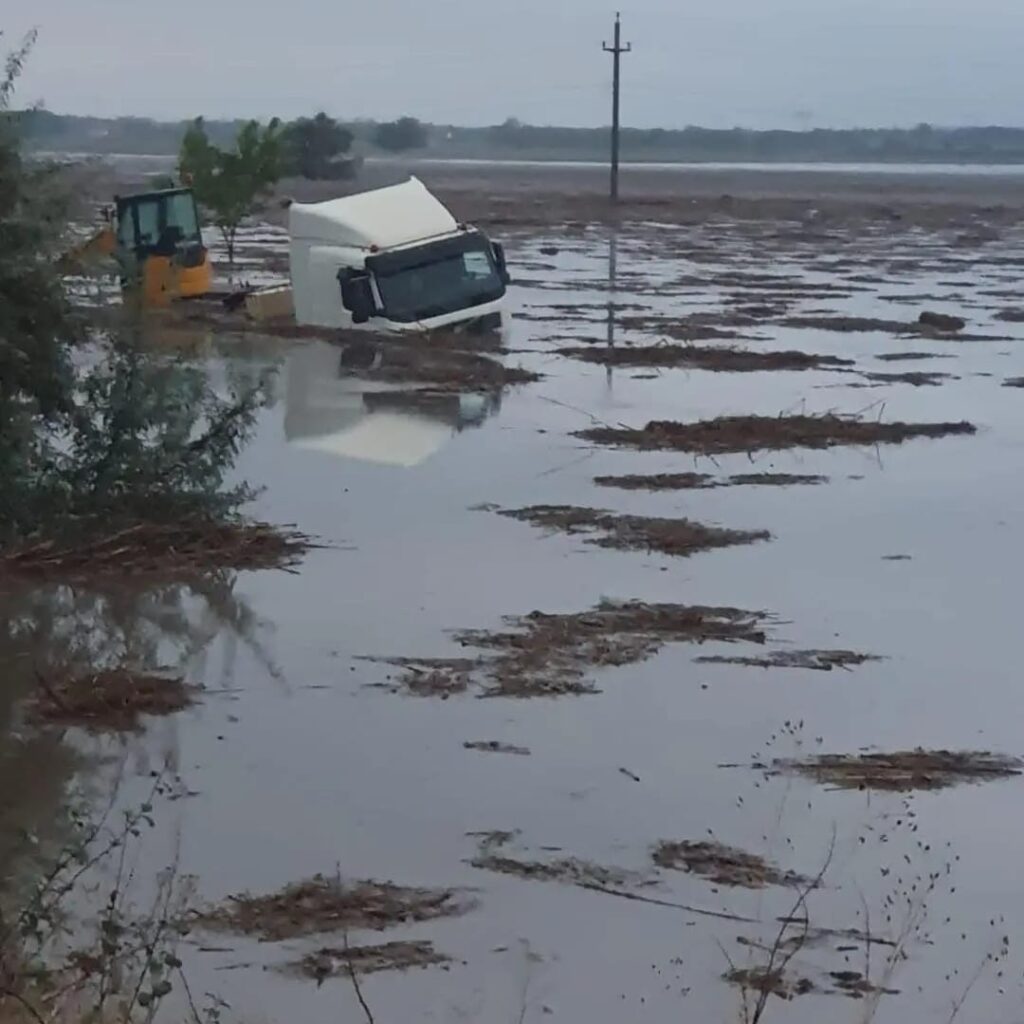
left=17, top=110, right=433, bottom=158
left=18, top=110, right=1024, bottom=164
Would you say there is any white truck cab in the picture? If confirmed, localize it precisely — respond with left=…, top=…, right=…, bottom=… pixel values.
left=289, top=177, right=509, bottom=333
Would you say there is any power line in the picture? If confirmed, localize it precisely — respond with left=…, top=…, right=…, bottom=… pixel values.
left=602, top=12, right=631, bottom=201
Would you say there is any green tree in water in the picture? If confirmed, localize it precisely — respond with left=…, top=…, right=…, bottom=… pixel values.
left=179, top=116, right=283, bottom=269
left=0, top=40, right=277, bottom=550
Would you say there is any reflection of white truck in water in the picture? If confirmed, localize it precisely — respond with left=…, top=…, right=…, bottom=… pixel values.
left=284, top=340, right=500, bottom=467
left=288, top=177, right=510, bottom=333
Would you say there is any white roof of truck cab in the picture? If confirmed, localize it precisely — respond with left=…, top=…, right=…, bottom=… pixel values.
left=288, top=176, right=459, bottom=250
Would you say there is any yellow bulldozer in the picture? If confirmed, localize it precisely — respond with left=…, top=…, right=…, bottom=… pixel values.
left=66, top=186, right=213, bottom=307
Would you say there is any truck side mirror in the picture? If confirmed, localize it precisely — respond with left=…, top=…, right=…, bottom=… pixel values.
left=337, top=270, right=376, bottom=324
left=492, top=242, right=511, bottom=285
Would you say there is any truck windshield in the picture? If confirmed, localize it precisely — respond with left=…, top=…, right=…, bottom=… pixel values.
left=369, top=235, right=505, bottom=323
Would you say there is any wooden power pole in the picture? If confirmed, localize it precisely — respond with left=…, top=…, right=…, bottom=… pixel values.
left=603, top=12, right=631, bottom=202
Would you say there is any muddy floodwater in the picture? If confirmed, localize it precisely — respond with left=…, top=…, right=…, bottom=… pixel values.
left=9, top=168, right=1024, bottom=1024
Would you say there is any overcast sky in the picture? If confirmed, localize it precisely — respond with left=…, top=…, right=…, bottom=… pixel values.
left=5, top=0, right=1024, bottom=128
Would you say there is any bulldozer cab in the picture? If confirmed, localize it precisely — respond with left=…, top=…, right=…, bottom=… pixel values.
left=114, top=188, right=212, bottom=304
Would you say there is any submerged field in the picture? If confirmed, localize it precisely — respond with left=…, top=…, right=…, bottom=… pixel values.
left=5, top=162, right=1024, bottom=1024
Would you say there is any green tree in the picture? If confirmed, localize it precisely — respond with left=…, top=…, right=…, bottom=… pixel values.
left=178, top=116, right=282, bottom=269
left=281, top=112, right=354, bottom=179
left=0, top=29, right=82, bottom=536
left=373, top=116, right=428, bottom=153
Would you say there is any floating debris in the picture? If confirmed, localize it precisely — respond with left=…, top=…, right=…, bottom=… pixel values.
left=859, top=371, right=953, bottom=387
left=747, top=749, right=1023, bottom=792
left=29, top=668, right=200, bottom=732
left=652, top=841, right=806, bottom=889
left=463, top=741, right=531, bottom=756
left=375, top=658, right=480, bottom=698
left=594, top=472, right=827, bottom=491
left=556, top=343, right=850, bottom=372
left=829, top=970, right=898, bottom=999
left=695, top=649, right=881, bottom=672
left=499, top=505, right=770, bottom=557
left=470, top=831, right=638, bottom=890
left=0, top=518, right=315, bottom=579
left=377, top=600, right=767, bottom=699
left=875, top=351, right=954, bottom=362
left=724, top=967, right=815, bottom=999
left=287, top=941, right=449, bottom=981
left=194, top=876, right=471, bottom=941
left=577, top=415, right=975, bottom=456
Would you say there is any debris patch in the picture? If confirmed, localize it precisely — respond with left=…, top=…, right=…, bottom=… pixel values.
left=379, top=600, right=767, bottom=699
left=724, top=967, right=815, bottom=999
left=464, top=741, right=531, bottom=756
left=577, top=414, right=975, bottom=456
left=499, top=504, right=770, bottom=557
left=750, top=749, right=1023, bottom=792
left=29, top=668, right=199, bottom=732
left=194, top=876, right=471, bottom=941
left=859, top=370, right=952, bottom=387
left=594, top=472, right=827, bottom=491
left=0, top=518, right=315, bottom=579
left=652, top=841, right=806, bottom=889
left=287, top=941, right=449, bottom=980
left=556, top=343, right=850, bottom=373
left=470, top=832, right=638, bottom=890
left=695, top=649, right=881, bottom=672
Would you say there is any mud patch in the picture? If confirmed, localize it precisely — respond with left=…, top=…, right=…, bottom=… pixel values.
left=556, top=343, right=849, bottom=373
left=499, top=505, right=770, bottom=557
left=0, top=518, right=314, bottom=579
left=286, top=941, right=449, bottom=980
left=194, top=876, right=471, bottom=941
left=463, top=741, right=531, bottom=756
left=695, top=649, right=880, bottom=672
left=378, top=600, right=767, bottom=699
left=594, top=472, right=827, bottom=491
left=577, top=415, right=975, bottom=456
left=652, top=841, right=805, bottom=889
left=29, top=668, right=200, bottom=732
left=750, top=750, right=1023, bottom=792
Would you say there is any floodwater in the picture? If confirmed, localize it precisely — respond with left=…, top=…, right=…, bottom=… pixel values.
left=7, top=210, right=1024, bottom=1024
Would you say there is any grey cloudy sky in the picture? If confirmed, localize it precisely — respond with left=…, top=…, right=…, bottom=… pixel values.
left=6, top=0, right=1024, bottom=128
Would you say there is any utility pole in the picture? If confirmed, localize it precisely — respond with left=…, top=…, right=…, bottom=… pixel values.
left=603, top=12, right=631, bottom=202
